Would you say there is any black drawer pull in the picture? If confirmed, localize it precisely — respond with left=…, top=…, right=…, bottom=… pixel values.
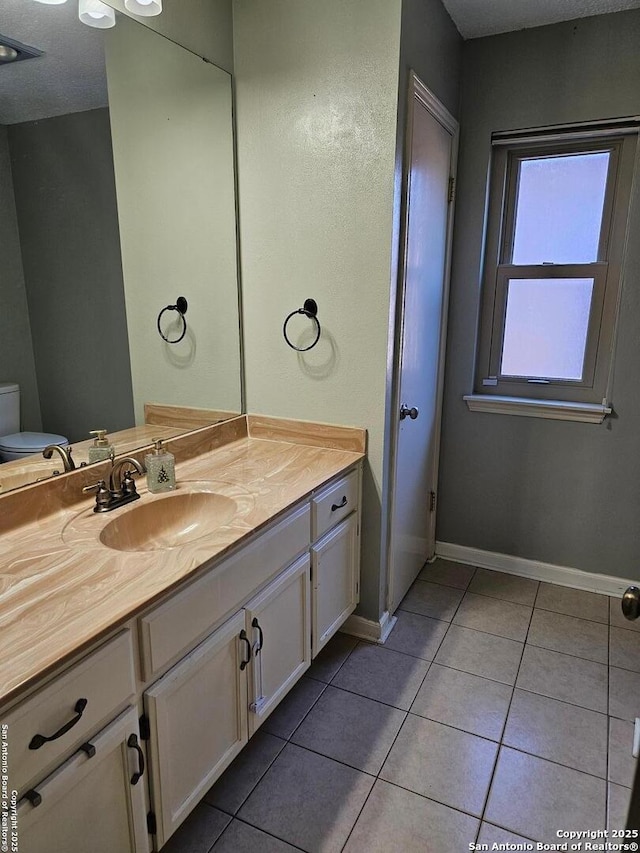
left=28, top=698, right=88, bottom=750
left=331, top=496, right=348, bottom=512
left=127, top=733, right=145, bottom=785
left=251, top=617, right=264, bottom=652
left=79, top=742, right=96, bottom=758
left=239, top=630, right=252, bottom=671
left=24, top=789, right=42, bottom=808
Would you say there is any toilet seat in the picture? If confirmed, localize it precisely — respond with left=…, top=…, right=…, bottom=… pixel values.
left=0, top=431, right=69, bottom=461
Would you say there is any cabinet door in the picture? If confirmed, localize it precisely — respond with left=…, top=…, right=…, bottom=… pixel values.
left=311, top=513, right=359, bottom=657
left=145, top=610, right=248, bottom=848
left=17, top=707, right=150, bottom=853
left=245, top=554, right=311, bottom=737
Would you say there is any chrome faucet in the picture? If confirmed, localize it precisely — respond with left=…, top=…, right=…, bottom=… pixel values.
left=83, top=456, right=146, bottom=513
left=43, top=444, right=75, bottom=472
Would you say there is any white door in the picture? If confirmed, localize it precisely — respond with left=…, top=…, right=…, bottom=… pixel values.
left=388, top=74, right=458, bottom=614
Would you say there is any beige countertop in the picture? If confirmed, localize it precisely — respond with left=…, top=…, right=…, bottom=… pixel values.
left=0, top=418, right=364, bottom=706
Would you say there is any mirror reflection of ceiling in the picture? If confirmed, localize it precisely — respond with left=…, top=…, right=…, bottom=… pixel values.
left=442, top=0, right=640, bottom=38
left=0, top=0, right=107, bottom=124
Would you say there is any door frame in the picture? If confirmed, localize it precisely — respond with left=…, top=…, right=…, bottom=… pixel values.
left=385, top=72, right=459, bottom=614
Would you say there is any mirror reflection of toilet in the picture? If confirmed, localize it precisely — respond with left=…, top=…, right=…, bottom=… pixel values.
left=0, top=384, right=69, bottom=463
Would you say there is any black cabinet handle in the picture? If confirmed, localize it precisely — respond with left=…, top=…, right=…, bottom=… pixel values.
left=331, top=496, right=348, bottom=512
left=24, top=789, right=42, bottom=808
left=251, top=617, right=264, bottom=652
left=29, top=698, right=88, bottom=750
left=127, top=733, right=145, bottom=785
left=239, top=630, right=252, bottom=671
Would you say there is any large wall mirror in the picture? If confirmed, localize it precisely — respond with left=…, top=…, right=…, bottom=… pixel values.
left=0, top=0, right=242, bottom=492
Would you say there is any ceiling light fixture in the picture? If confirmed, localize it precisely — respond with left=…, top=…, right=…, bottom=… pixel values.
left=124, top=0, right=162, bottom=17
left=79, top=0, right=116, bottom=29
left=32, top=0, right=68, bottom=5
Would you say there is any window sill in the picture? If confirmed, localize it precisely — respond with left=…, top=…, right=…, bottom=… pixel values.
left=463, top=395, right=611, bottom=423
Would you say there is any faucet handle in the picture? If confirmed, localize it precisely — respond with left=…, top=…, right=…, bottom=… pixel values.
left=83, top=479, right=111, bottom=512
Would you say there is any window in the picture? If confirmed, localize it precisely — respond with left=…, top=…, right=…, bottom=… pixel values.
left=472, top=126, right=637, bottom=418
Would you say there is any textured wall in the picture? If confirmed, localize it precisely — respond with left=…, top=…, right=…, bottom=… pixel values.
left=0, top=127, right=41, bottom=434
left=234, top=0, right=403, bottom=619
left=8, top=109, right=132, bottom=442
left=438, top=10, right=640, bottom=579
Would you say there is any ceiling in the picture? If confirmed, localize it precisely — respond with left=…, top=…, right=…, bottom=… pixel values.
left=0, top=0, right=107, bottom=125
left=441, top=0, right=640, bottom=38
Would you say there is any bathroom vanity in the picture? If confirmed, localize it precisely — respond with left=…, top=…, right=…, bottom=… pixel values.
left=0, top=415, right=364, bottom=851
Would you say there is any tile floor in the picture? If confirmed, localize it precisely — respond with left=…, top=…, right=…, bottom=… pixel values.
left=163, top=559, right=640, bottom=852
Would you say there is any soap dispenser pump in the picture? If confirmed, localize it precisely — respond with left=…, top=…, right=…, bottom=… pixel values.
left=88, top=429, right=115, bottom=463
left=145, top=439, right=176, bottom=494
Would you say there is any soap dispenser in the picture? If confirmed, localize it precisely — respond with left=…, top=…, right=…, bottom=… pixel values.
left=88, top=429, right=115, bottom=463
left=145, top=439, right=176, bottom=493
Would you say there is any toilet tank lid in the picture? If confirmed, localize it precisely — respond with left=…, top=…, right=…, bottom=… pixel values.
left=0, top=432, right=69, bottom=451
left=0, top=383, right=19, bottom=395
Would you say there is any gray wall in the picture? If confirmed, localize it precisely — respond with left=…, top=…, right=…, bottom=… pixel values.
left=0, top=126, right=41, bottom=433
left=438, top=10, right=640, bottom=579
left=9, top=108, right=134, bottom=443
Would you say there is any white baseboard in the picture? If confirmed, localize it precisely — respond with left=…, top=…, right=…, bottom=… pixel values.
left=435, top=541, right=633, bottom=598
left=342, top=610, right=398, bottom=644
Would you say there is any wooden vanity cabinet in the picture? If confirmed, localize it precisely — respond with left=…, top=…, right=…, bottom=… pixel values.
left=17, top=707, right=150, bottom=853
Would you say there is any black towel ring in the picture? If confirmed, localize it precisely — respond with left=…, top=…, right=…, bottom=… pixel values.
left=157, top=296, right=188, bottom=344
left=283, top=299, right=321, bottom=352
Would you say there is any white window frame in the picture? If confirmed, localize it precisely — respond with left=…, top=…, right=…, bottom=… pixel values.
left=468, top=125, right=637, bottom=421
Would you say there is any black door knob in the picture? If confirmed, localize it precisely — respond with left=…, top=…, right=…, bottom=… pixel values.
left=622, top=586, right=640, bottom=621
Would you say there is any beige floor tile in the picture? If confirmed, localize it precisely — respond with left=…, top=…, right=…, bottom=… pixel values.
left=344, top=780, right=479, bottom=853
left=608, top=783, right=632, bottom=831
left=503, top=689, right=607, bottom=778
left=611, top=626, right=640, bottom=673
left=411, top=664, right=512, bottom=741
left=609, top=717, right=637, bottom=787
left=332, top=642, right=429, bottom=710
left=399, top=580, right=464, bottom=621
left=516, top=645, right=607, bottom=713
left=434, top=624, right=523, bottom=684
left=418, top=559, right=476, bottom=589
left=212, top=820, right=299, bottom=852
left=163, top=804, right=231, bottom=853
left=239, top=744, right=374, bottom=853
left=380, top=714, right=498, bottom=817
left=611, top=596, right=640, bottom=632
left=384, top=610, right=448, bottom=660
left=485, top=747, right=606, bottom=842
left=477, top=823, right=535, bottom=846
left=307, top=632, right=358, bottom=683
left=205, top=731, right=286, bottom=814
left=609, top=666, right=640, bottom=721
left=453, top=592, right=531, bottom=641
left=528, top=609, right=608, bottom=664
left=535, top=583, right=608, bottom=624
left=261, top=677, right=326, bottom=739
left=291, top=686, right=406, bottom=774
left=468, top=568, right=538, bottom=605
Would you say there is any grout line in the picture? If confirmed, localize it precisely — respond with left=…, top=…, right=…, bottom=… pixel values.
left=474, top=589, right=537, bottom=843
left=229, top=814, right=308, bottom=852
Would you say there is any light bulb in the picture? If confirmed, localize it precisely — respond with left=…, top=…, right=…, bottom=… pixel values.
left=124, top=0, right=162, bottom=17
left=79, top=0, right=116, bottom=28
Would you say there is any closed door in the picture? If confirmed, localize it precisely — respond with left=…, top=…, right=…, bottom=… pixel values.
left=145, top=610, right=248, bottom=848
left=388, top=75, right=458, bottom=613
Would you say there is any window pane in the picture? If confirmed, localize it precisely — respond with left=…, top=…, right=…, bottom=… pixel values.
left=500, top=277, right=594, bottom=380
left=511, top=152, right=610, bottom=264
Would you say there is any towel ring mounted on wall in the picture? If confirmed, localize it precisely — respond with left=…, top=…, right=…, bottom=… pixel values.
left=283, top=298, right=321, bottom=352
left=157, top=296, right=188, bottom=344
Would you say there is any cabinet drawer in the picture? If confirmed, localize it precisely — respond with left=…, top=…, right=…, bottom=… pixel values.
left=312, top=469, right=359, bottom=541
left=5, top=631, right=136, bottom=794
left=140, top=502, right=311, bottom=680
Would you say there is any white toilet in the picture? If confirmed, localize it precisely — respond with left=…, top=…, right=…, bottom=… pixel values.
left=0, top=383, right=69, bottom=463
